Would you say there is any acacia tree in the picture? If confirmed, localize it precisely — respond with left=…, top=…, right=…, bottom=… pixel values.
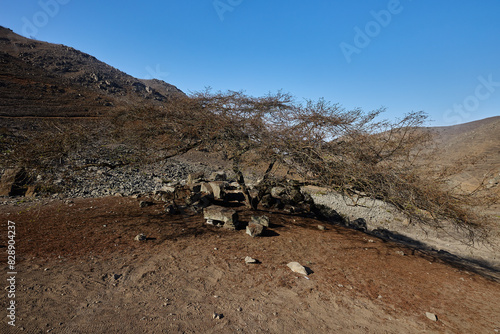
left=4, top=89, right=494, bottom=240
left=142, top=90, right=494, bottom=240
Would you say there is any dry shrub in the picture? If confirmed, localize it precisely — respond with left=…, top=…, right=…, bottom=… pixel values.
left=2, top=90, right=497, bottom=242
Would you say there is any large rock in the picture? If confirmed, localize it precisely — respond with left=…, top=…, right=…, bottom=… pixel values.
left=251, top=215, right=270, bottom=227
left=246, top=222, right=265, bottom=237
left=200, top=182, right=213, bottom=194
left=209, top=181, right=226, bottom=200
left=0, top=168, right=27, bottom=196
left=203, top=206, right=239, bottom=230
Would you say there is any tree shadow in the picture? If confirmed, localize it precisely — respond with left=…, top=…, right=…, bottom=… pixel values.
left=367, top=227, right=500, bottom=282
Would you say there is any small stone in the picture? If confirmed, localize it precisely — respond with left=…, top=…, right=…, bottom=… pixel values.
left=209, top=181, right=226, bottom=200
left=425, top=312, right=438, bottom=321
left=317, top=225, right=326, bottom=231
left=212, top=312, right=223, bottom=320
left=395, top=251, right=405, bottom=256
left=287, top=262, right=308, bottom=275
left=134, top=233, right=147, bottom=241
left=245, top=256, right=258, bottom=264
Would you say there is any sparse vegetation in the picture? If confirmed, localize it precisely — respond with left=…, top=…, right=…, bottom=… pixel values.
left=3, top=89, right=496, bottom=242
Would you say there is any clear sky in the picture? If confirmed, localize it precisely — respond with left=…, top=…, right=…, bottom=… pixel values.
left=1, top=0, right=499, bottom=126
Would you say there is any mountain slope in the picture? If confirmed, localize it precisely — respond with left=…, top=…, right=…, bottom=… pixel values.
left=428, top=116, right=500, bottom=189
left=0, top=26, right=183, bottom=117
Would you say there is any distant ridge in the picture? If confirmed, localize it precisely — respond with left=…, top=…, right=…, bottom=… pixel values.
left=0, top=26, right=184, bottom=117
left=427, top=116, right=500, bottom=188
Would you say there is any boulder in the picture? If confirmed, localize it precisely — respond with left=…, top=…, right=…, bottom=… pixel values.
left=200, top=182, right=214, bottom=194
left=246, top=222, right=265, bottom=237
left=251, top=215, right=270, bottom=227
left=203, top=206, right=239, bottom=230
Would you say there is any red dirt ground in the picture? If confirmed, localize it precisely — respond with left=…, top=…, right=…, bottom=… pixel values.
left=1, top=196, right=500, bottom=333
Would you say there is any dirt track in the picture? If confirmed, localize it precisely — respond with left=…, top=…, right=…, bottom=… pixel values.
left=1, top=196, right=500, bottom=333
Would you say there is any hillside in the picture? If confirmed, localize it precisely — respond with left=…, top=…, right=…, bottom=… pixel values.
left=0, top=26, right=183, bottom=117
left=428, top=116, right=500, bottom=190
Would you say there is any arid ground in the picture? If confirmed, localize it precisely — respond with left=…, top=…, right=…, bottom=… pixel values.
left=1, top=196, right=499, bottom=333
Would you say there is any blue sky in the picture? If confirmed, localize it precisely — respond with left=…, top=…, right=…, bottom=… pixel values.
left=1, top=0, right=499, bottom=126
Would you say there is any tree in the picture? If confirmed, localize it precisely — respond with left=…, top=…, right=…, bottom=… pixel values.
left=3, top=89, right=496, bottom=242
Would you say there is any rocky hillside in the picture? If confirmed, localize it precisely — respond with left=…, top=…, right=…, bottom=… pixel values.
left=0, top=26, right=183, bottom=117
left=428, top=116, right=500, bottom=190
